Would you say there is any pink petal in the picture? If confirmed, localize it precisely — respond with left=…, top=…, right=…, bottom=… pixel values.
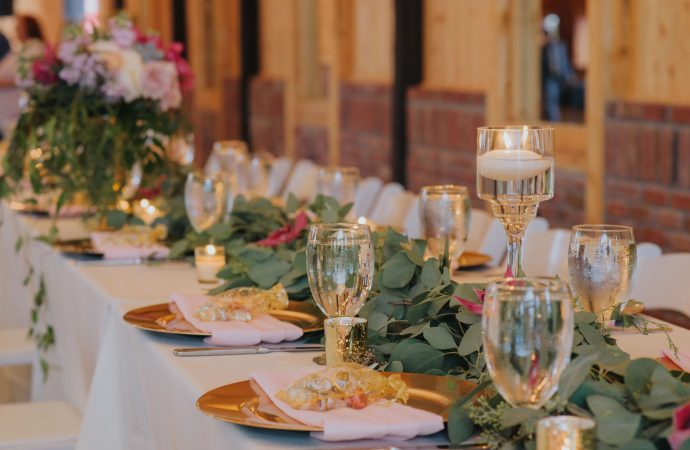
left=453, top=296, right=483, bottom=315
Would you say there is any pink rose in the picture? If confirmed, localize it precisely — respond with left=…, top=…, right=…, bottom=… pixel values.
left=669, top=402, right=690, bottom=449
left=31, top=45, right=58, bottom=85
left=141, top=61, right=177, bottom=101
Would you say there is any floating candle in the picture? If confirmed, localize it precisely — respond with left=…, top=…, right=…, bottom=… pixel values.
left=477, top=149, right=552, bottom=182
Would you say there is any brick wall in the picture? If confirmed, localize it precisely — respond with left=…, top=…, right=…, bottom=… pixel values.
left=295, top=125, right=328, bottom=165
left=249, top=77, right=285, bottom=156
left=339, top=83, right=393, bottom=181
left=605, top=101, right=690, bottom=251
left=406, top=88, right=485, bottom=205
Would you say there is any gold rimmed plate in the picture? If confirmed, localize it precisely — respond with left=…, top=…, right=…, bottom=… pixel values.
left=458, top=251, right=491, bottom=269
left=123, top=301, right=324, bottom=336
left=54, top=238, right=104, bottom=260
left=196, top=372, right=477, bottom=432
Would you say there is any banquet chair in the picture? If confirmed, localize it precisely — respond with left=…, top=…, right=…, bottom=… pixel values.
left=402, top=197, right=422, bottom=239
left=281, top=159, right=319, bottom=202
left=637, top=242, right=662, bottom=261
left=630, top=253, right=690, bottom=311
left=266, top=156, right=293, bottom=197
left=203, top=152, right=220, bottom=176
left=372, top=191, right=416, bottom=229
left=0, top=328, right=42, bottom=402
left=477, top=216, right=550, bottom=268
left=368, top=183, right=404, bottom=225
left=353, top=177, right=383, bottom=218
left=522, top=228, right=571, bottom=277
left=466, top=209, right=492, bottom=252
left=0, top=400, right=81, bottom=450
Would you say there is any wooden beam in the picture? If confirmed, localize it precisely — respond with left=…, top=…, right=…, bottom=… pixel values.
left=585, top=0, right=607, bottom=222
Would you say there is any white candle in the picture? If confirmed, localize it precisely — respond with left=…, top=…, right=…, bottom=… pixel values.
left=194, top=245, right=225, bottom=284
left=477, top=149, right=552, bottom=181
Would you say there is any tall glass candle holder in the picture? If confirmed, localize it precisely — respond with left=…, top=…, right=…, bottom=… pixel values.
left=477, top=126, right=554, bottom=276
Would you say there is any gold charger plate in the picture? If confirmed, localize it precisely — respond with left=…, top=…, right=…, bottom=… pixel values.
left=196, top=372, right=477, bottom=432
left=458, top=251, right=491, bottom=269
left=123, top=301, right=324, bottom=336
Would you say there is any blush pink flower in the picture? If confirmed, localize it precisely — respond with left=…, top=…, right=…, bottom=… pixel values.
left=255, top=211, right=309, bottom=248
left=31, top=45, right=58, bottom=85
left=453, top=288, right=485, bottom=315
left=669, top=402, right=690, bottom=450
left=141, top=61, right=178, bottom=102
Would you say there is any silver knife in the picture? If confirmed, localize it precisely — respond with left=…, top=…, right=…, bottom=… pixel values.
left=173, top=344, right=324, bottom=357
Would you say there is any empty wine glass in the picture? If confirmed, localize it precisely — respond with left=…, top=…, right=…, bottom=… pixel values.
left=419, top=185, right=470, bottom=270
left=307, top=223, right=374, bottom=366
left=316, top=166, right=360, bottom=205
left=237, top=151, right=274, bottom=198
left=212, top=140, right=249, bottom=193
left=477, top=126, right=554, bottom=276
left=568, top=225, right=637, bottom=323
left=119, top=162, right=143, bottom=200
left=482, top=277, right=574, bottom=409
left=184, top=172, right=226, bottom=233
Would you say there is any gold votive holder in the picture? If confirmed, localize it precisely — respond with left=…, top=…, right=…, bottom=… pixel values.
left=194, top=245, right=225, bottom=284
left=537, top=416, right=596, bottom=450
left=324, top=317, right=367, bottom=367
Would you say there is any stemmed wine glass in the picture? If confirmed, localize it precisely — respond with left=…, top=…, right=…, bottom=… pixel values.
left=477, top=126, right=554, bottom=276
left=419, top=185, right=470, bottom=271
left=482, top=277, right=574, bottom=408
left=316, top=166, right=361, bottom=205
left=184, top=172, right=226, bottom=233
left=237, top=151, right=274, bottom=198
left=306, top=223, right=374, bottom=366
left=568, top=225, right=637, bottom=323
left=167, top=133, right=195, bottom=166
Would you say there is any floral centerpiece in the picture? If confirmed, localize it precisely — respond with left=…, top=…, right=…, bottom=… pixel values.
left=0, top=14, right=193, bottom=214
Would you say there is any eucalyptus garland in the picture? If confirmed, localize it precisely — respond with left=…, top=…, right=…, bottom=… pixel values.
left=170, top=195, right=690, bottom=449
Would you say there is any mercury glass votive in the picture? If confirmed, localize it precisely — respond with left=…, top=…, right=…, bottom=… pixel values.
left=537, top=416, right=596, bottom=450
left=324, top=317, right=367, bottom=366
left=194, top=245, right=225, bottom=284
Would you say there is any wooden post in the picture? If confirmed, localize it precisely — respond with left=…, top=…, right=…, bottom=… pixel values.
left=585, top=0, right=606, bottom=222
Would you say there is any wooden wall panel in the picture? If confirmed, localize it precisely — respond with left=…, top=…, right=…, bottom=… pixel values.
left=259, top=0, right=294, bottom=79
left=12, top=0, right=63, bottom=45
left=347, top=0, right=393, bottom=84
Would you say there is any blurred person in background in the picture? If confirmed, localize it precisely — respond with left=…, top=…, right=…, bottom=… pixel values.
left=540, top=14, right=576, bottom=122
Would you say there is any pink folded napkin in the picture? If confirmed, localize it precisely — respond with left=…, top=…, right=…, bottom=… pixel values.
left=252, top=368, right=444, bottom=442
left=170, top=293, right=303, bottom=346
left=661, top=348, right=690, bottom=372
left=90, top=232, right=170, bottom=260
left=51, top=203, right=92, bottom=218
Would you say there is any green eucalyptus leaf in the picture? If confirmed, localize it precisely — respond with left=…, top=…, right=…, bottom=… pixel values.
left=587, top=395, right=641, bottom=446
left=381, top=252, right=416, bottom=289
left=368, top=311, right=389, bottom=334
left=500, top=406, right=544, bottom=428
left=619, top=440, right=657, bottom=450
left=420, top=259, right=441, bottom=288
left=387, top=361, right=403, bottom=372
left=423, top=326, right=457, bottom=350
left=558, top=352, right=599, bottom=401
left=457, top=322, right=482, bottom=356
left=247, top=258, right=291, bottom=288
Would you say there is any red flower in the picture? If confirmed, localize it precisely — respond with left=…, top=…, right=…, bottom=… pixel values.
left=453, top=288, right=485, bottom=315
left=165, top=42, right=194, bottom=92
left=669, top=402, right=690, bottom=449
left=255, top=211, right=309, bottom=248
left=31, top=45, right=58, bottom=85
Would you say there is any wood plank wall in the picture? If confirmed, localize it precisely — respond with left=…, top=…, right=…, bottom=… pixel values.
left=115, top=0, right=690, bottom=221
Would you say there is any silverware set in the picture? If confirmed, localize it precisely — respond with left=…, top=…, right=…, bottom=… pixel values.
left=173, top=343, right=324, bottom=357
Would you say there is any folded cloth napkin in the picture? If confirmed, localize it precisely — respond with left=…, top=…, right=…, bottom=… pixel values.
left=170, top=293, right=303, bottom=346
left=90, top=232, right=170, bottom=260
left=51, top=203, right=92, bottom=218
left=252, top=367, right=444, bottom=441
left=660, top=348, right=690, bottom=372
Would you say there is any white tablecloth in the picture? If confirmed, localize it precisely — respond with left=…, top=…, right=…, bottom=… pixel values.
left=1, top=202, right=689, bottom=449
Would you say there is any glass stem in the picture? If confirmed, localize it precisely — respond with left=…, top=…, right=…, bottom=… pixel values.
left=506, top=230, right=524, bottom=277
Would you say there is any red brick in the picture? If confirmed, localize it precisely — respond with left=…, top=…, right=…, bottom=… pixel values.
left=642, top=185, right=669, bottom=204
left=656, top=208, right=683, bottom=228
left=606, top=179, right=641, bottom=200
left=670, top=106, right=690, bottom=124
left=671, top=191, right=690, bottom=211
left=677, top=128, right=690, bottom=188
left=606, top=200, right=628, bottom=218
left=666, top=231, right=690, bottom=252
left=611, top=101, right=668, bottom=121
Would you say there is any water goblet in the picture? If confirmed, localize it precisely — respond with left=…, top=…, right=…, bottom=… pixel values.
left=482, top=277, right=574, bottom=409
left=419, top=185, right=470, bottom=271
left=306, top=223, right=374, bottom=366
left=567, top=224, right=637, bottom=323
left=184, top=172, right=226, bottom=233
left=237, top=151, right=274, bottom=198
left=316, top=166, right=360, bottom=206
left=477, top=126, right=554, bottom=276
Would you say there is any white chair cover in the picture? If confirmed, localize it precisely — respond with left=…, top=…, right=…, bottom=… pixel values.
left=637, top=242, right=662, bottom=261
left=402, top=197, right=423, bottom=239
left=266, top=157, right=293, bottom=198
left=630, top=253, right=690, bottom=312
left=466, top=209, right=492, bottom=252
left=373, top=190, right=416, bottom=229
left=368, top=183, right=404, bottom=224
left=522, top=228, right=571, bottom=278
left=353, top=177, right=384, bottom=218
left=281, top=159, right=319, bottom=202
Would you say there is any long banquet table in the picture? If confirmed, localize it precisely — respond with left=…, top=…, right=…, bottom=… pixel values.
left=1, top=202, right=688, bottom=449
